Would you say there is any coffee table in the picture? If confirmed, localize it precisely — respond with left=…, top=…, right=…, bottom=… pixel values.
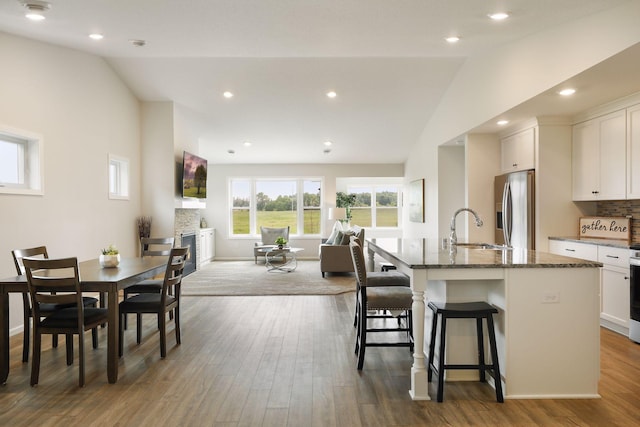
left=255, top=246, right=304, bottom=272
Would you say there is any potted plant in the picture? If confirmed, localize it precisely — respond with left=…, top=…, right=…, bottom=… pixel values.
left=336, top=192, right=357, bottom=224
left=100, top=244, right=120, bottom=268
left=274, top=236, right=288, bottom=249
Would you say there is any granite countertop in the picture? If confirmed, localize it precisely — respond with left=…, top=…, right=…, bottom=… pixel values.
left=548, top=236, right=632, bottom=249
left=367, top=238, right=603, bottom=269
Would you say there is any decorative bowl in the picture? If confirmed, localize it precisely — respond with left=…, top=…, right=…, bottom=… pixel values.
left=99, top=254, right=120, bottom=268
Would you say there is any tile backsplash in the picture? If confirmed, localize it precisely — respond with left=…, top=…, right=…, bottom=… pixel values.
left=597, top=200, right=640, bottom=244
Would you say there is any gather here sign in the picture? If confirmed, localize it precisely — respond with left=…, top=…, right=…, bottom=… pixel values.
left=579, top=216, right=631, bottom=242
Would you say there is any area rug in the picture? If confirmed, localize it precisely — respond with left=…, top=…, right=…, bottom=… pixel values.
left=181, top=260, right=356, bottom=296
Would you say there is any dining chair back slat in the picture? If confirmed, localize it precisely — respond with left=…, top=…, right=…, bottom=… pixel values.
left=119, top=247, right=189, bottom=358
left=140, top=237, right=175, bottom=257
left=12, top=246, right=50, bottom=361
left=22, top=256, right=108, bottom=387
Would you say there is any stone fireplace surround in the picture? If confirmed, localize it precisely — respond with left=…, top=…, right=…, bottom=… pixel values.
left=174, top=208, right=201, bottom=271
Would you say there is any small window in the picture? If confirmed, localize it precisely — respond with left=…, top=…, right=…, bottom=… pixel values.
left=108, top=154, right=129, bottom=200
left=0, top=126, right=43, bottom=196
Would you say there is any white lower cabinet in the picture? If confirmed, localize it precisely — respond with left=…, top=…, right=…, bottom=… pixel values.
left=199, top=228, right=215, bottom=264
left=598, top=246, right=630, bottom=333
left=549, top=240, right=630, bottom=335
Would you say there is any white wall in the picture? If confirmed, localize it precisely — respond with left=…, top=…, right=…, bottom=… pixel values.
left=466, top=134, right=501, bottom=244
left=202, top=163, right=403, bottom=259
left=141, top=102, right=175, bottom=238
left=0, top=32, right=142, bottom=334
left=405, top=1, right=640, bottom=239
left=535, top=119, right=582, bottom=251
left=437, top=145, right=466, bottom=241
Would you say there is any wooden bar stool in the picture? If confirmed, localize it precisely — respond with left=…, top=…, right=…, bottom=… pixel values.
left=427, top=301, right=504, bottom=403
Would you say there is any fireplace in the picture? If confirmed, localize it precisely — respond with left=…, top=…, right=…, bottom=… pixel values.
left=181, top=232, right=197, bottom=276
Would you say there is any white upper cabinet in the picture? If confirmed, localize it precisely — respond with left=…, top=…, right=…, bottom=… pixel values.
left=501, top=127, right=535, bottom=173
left=627, top=104, right=640, bottom=199
left=572, top=109, right=626, bottom=200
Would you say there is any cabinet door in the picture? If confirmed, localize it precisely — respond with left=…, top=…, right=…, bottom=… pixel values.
left=628, top=104, right=640, bottom=199
left=199, top=229, right=215, bottom=263
left=199, top=232, right=207, bottom=263
left=601, top=266, right=630, bottom=328
left=598, top=110, right=626, bottom=199
left=501, top=128, right=535, bottom=173
left=572, top=120, right=599, bottom=200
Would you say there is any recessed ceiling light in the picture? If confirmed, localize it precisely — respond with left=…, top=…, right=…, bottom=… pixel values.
left=223, top=91, right=234, bottom=99
left=558, top=88, right=576, bottom=96
left=497, top=120, right=509, bottom=126
left=488, top=12, right=510, bottom=21
left=326, top=91, right=337, bottom=98
left=445, top=36, right=460, bottom=43
left=323, top=141, right=333, bottom=146
left=89, top=33, right=104, bottom=40
left=23, top=1, right=50, bottom=21
left=243, top=141, right=252, bottom=147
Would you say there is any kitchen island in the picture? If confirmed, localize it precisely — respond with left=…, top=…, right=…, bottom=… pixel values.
left=366, top=238, right=603, bottom=401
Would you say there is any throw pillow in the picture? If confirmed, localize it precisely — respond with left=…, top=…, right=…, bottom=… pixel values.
left=325, top=221, right=343, bottom=245
left=339, top=230, right=355, bottom=245
left=332, top=231, right=345, bottom=246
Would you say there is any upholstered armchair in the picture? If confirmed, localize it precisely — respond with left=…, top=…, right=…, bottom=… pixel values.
left=319, top=225, right=364, bottom=277
left=254, top=226, right=290, bottom=263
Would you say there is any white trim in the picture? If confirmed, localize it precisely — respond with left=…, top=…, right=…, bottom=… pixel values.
left=0, top=124, right=44, bottom=196
left=108, top=154, right=130, bottom=200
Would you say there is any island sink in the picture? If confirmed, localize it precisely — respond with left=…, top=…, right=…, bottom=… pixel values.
left=455, top=242, right=512, bottom=250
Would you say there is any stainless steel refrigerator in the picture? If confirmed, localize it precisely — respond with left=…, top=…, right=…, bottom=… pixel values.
left=494, top=170, right=535, bottom=249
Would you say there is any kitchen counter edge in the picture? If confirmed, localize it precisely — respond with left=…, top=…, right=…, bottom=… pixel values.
left=549, top=236, right=632, bottom=249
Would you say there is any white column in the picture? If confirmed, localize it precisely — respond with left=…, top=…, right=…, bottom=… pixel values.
left=409, top=268, right=430, bottom=400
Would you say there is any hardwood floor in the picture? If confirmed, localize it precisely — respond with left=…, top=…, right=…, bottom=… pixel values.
left=2, top=293, right=640, bottom=426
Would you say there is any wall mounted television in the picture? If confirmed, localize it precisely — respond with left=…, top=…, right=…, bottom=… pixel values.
left=182, top=151, right=207, bottom=199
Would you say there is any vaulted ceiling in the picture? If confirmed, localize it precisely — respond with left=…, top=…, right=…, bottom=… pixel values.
left=0, top=0, right=635, bottom=163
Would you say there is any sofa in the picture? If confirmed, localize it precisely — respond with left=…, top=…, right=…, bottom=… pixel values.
left=319, top=225, right=364, bottom=277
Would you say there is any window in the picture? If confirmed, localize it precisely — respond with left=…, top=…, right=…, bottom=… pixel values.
left=0, top=126, right=43, bottom=196
left=108, top=154, right=129, bottom=200
left=231, top=180, right=251, bottom=234
left=230, top=178, right=322, bottom=236
left=347, top=184, right=399, bottom=229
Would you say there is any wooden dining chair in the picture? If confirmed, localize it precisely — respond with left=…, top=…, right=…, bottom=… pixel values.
left=23, top=256, right=109, bottom=387
left=119, top=247, right=188, bottom=358
left=12, top=246, right=99, bottom=363
left=122, top=237, right=175, bottom=329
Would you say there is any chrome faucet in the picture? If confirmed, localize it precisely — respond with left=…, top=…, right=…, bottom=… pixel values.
left=449, top=208, right=484, bottom=247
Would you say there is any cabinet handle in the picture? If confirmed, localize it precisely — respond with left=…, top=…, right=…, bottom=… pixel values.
left=625, top=277, right=630, bottom=280
left=565, top=248, right=576, bottom=252
left=591, top=190, right=600, bottom=194
left=512, top=163, right=518, bottom=167
left=606, top=255, right=619, bottom=259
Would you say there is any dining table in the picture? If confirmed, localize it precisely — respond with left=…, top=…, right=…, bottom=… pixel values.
left=0, top=256, right=168, bottom=384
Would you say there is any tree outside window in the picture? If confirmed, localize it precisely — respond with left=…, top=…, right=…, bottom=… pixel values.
left=256, top=180, right=298, bottom=233
left=345, top=185, right=399, bottom=228
left=230, top=178, right=322, bottom=236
